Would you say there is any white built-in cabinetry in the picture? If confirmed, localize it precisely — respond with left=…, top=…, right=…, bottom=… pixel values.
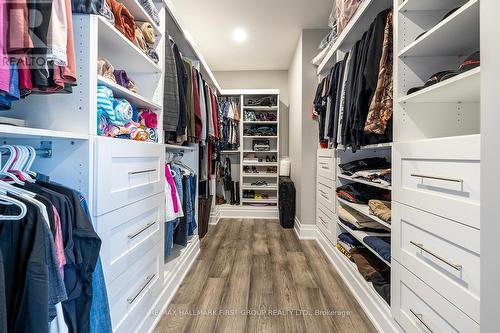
left=312, top=0, right=481, bottom=332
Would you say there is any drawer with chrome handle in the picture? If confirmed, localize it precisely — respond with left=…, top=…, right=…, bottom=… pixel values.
left=94, top=137, right=164, bottom=216
left=127, top=273, right=156, bottom=304
left=317, top=177, right=335, bottom=213
left=316, top=202, right=336, bottom=243
left=317, top=156, right=335, bottom=180
left=393, top=135, right=480, bottom=229
left=392, top=203, right=480, bottom=322
left=96, top=193, right=163, bottom=284
left=393, top=262, right=479, bottom=333
left=108, top=243, right=161, bottom=332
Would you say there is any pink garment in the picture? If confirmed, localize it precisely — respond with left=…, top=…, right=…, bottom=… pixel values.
left=0, top=0, right=11, bottom=92
left=52, top=206, right=66, bottom=278
left=165, top=164, right=179, bottom=213
left=17, top=55, right=32, bottom=91
left=210, top=91, right=219, bottom=139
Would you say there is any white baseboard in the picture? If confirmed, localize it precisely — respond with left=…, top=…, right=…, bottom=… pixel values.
left=218, top=204, right=279, bottom=220
left=293, top=216, right=318, bottom=239
left=209, top=205, right=221, bottom=225
left=140, top=237, right=201, bottom=333
left=315, top=230, right=402, bottom=333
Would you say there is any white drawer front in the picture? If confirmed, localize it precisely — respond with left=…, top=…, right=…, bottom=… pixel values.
left=97, top=193, right=163, bottom=283
left=108, top=243, right=162, bottom=333
left=393, top=203, right=480, bottom=322
left=317, top=148, right=334, bottom=158
left=317, top=201, right=336, bottom=243
left=317, top=176, right=335, bottom=213
left=94, top=137, right=164, bottom=216
left=393, top=263, right=479, bottom=333
left=393, top=135, right=480, bottom=229
left=317, top=155, right=336, bottom=180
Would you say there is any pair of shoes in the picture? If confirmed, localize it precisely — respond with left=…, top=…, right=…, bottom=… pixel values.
left=252, top=166, right=258, bottom=173
left=266, top=166, right=277, bottom=173
left=265, top=156, right=277, bottom=162
left=251, top=180, right=268, bottom=186
left=254, top=193, right=263, bottom=199
left=243, top=190, right=255, bottom=198
left=243, top=166, right=250, bottom=173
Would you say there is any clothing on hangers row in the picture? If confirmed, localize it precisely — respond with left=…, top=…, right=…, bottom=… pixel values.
left=0, top=144, right=111, bottom=333
left=164, top=158, right=197, bottom=261
left=0, top=0, right=78, bottom=110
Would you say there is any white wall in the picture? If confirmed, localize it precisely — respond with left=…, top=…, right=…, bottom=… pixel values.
left=288, top=29, right=327, bottom=225
left=288, top=35, right=303, bottom=222
left=214, top=70, right=289, bottom=157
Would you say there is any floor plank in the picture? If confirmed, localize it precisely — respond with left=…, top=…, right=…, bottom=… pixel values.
left=154, top=218, right=377, bottom=333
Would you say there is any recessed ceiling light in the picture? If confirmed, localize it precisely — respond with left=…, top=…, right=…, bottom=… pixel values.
left=232, top=28, right=248, bottom=43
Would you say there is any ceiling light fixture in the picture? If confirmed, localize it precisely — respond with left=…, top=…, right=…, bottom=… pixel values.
left=232, top=28, right=248, bottom=43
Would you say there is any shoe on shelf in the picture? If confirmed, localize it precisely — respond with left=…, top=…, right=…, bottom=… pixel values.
left=251, top=180, right=268, bottom=186
left=252, top=166, right=259, bottom=173
left=254, top=193, right=263, bottom=199
left=243, top=166, right=250, bottom=173
left=271, top=156, right=277, bottom=163
left=265, top=156, right=271, bottom=162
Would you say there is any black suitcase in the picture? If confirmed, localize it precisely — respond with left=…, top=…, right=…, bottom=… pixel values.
left=279, top=177, right=296, bottom=228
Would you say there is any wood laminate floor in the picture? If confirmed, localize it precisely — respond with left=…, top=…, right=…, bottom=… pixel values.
left=154, top=218, right=377, bottom=333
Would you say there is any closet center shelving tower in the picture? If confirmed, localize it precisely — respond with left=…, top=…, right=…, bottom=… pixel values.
left=214, top=89, right=281, bottom=220
left=311, top=0, right=481, bottom=332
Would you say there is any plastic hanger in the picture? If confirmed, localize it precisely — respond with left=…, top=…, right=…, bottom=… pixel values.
left=22, top=146, right=37, bottom=178
left=0, top=145, right=24, bottom=185
left=7, top=146, right=27, bottom=182
left=15, top=146, right=35, bottom=182
left=0, top=189, right=27, bottom=220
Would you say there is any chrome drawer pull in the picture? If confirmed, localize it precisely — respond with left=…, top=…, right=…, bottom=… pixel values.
left=410, top=241, right=462, bottom=271
left=129, top=168, right=157, bottom=175
left=127, top=274, right=156, bottom=304
left=409, top=309, right=433, bottom=332
left=411, top=174, right=463, bottom=183
left=127, top=221, right=156, bottom=240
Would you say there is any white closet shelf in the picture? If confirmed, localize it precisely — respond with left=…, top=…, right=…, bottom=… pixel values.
left=316, top=0, right=392, bottom=75
left=339, top=142, right=392, bottom=150
left=242, top=184, right=278, bottom=190
left=242, top=162, right=278, bottom=166
left=398, top=67, right=480, bottom=103
left=242, top=173, right=278, bottom=178
left=119, top=0, right=162, bottom=36
left=243, top=121, right=278, bottom=124
left=165, top=143, right=196, bottom=151
left=337, top=197, right=392, bottom=229
left=398, top=0, right=479, bottom=57
left=399, top=0, right=463, bottom=12
left=243, top=106, right=278, bottom=110
left=0, top=125, right=88, bottom=140
left=97, top=75, right=162, bottom=110
left=243, top=136, right=278, bottom=139
left=97, top=16, right=161, bottom=74
left=241, top=198, right=278, bottom=204
left=335, top=246, right=391, bottom=308
left=243, top=150, right=278, bottom=153
left=338, top=174, right=392, bottom=190
left=220, top=150, right=241, bottom=154
left=337, top=219, right=391, bottom=266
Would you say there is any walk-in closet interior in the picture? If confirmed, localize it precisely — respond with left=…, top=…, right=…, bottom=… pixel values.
left=0, top=0, right=496, bottom=332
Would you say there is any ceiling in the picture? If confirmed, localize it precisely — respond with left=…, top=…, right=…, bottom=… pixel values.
left=171, top=0, right=334, bottom=71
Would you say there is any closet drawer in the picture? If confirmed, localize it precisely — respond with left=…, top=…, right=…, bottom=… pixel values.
left=393, top=203, right=480, bottom=322
left=317, top=201, right=335, bottom=242
left=108, top=243, right=162, bottom=333
left=317, top=176, right=335, bottom=213
left=96, top=193, right=163, bottom=283
left=94, top=137, right=164, bottom=216
left=393, top=135, right=480, bottom=229
left=317, top=150, right=335, bottom=180
left=393, top=262, right=479, bottom=333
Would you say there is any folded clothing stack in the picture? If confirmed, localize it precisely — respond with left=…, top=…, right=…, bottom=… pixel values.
left=350, top=247, right=391, bottom=304
left=100, top=0, right=160, bottom=64
left=336, top=182, right=391, bottom=204
left=97, top=58, right=138, bottom=93
left=337, top=232, right=362, bottom=262
left=339, top=157, right=391, bottom=176
left=244, top=125, right=277, bottom=136
left=351, top=168, right=391, bottom=186
left=337, top=205, right=389, bottom=232
left=97, top=85, right=158, bottom=142
left=368, top=200, right=391, bottom=223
